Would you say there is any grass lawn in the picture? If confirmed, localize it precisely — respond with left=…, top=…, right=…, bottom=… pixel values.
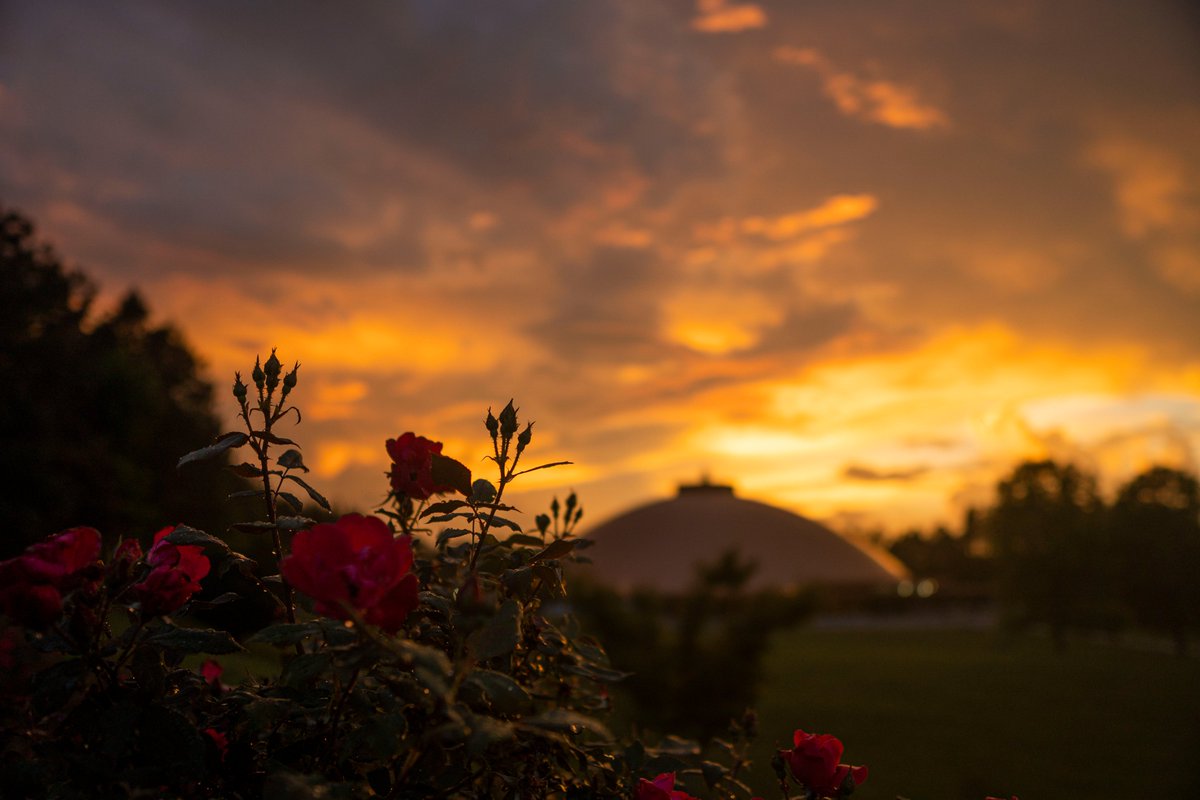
left=742, top=628, right=1200, bottom=800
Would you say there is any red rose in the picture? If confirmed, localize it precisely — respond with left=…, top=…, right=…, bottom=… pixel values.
left=0, top=527, right=101, bottom=629
left=385, top=432, right=455, bottom=500
left=281, top=513, right=419, bottom=634
left=780, top=729, right=868, bottom=797
left=23, top=527, right=102, bottom=581
left=134, top=526, right=210, bottom=616
left=635, top=772, right=699, bottom=800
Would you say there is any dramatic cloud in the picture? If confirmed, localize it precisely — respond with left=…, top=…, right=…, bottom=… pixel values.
left=2, top=0, right=1198, bottom=533
left=773, top=46, right=949, bottom=130
left=692, top=0, right=768, bottom=33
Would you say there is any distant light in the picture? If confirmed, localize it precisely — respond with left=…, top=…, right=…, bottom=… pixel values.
left=897, top=579, right=914, bottom=597
left=916, top=579, right=938, bottom=598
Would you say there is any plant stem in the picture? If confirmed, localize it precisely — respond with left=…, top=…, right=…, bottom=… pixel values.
left=323, top=666, right=361, bottom=764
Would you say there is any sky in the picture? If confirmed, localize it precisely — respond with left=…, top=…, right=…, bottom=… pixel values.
left=2, top=0, right=1199, bottom=535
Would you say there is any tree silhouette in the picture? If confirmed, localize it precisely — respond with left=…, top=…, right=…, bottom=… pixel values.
left=1110, top=466, right=1200, bottom=655
left=985, top=460, right=1108, bottom=648
left=0, top=208, right=234, bottom=556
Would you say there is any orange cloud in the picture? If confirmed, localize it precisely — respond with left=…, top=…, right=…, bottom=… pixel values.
left=309, top=379, right=370, bottom=421
left=691, top=0, right=767, bottom=33
left=740, top=194, right=878, bottom=240
left=1086, top=137, right=1193, bottom=238
left=774, top=46, right=948, bottom=131
left=661, top=286, right=786, bottom=354
left=674, top=325, right=1199, bottom=530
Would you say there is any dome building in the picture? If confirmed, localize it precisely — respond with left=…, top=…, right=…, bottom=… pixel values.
left=578, top=481, right=906, bottom=593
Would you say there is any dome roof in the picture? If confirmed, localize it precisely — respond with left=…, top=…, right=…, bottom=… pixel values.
left=577, top=482, right=906, bottom=593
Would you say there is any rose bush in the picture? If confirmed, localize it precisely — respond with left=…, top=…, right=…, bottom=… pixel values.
left=0, top=350, right=886, bottom=799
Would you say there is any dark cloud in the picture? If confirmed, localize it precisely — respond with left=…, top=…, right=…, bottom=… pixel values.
left=842, top=464, right=931, bottom=482
left=2, top=0, right=1198, bottom=528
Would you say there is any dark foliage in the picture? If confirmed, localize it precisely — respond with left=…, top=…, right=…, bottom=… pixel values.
left=573, top=550, right=813, bottom=741
left=0, top=208, right=237, bottom=556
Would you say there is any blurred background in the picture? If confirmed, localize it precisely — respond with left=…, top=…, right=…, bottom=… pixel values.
left=2, top=2, right=1199, bottom=797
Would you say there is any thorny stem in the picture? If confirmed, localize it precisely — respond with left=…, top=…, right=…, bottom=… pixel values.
left=109, top=617, right=146, bottom=683
left=466, top=445, right=523, bottom=574
left=246, top=411, right=296, bottom=627
left=323, top=665, right=361, bottom=764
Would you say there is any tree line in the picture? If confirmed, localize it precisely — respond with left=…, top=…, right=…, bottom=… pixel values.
left=889, top=460, right=1200, bottom=654
left=0, top=207, right=238, bottom=557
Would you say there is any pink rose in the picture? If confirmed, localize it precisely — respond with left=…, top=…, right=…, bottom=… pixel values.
left=281, top=514, right=419, bottom=634
left=634, top=772, right=699, bottom=800
left=0, top=527, right=101, bottom=629
left=780, top=729, right=868, bottom=797
left=134, top=526, right=210, bottom=616
left=385, top=432, right=456, bottom=500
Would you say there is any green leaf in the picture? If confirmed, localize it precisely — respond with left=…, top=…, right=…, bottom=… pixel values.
left=144, top=625, right=244, bottom=655
left=253, top=430, right=297, bottom=446
left=500, top=566, right=535, bottom=597
left=562, top=661, right=633, bottom=683
left=464, top=669, right=531, bottom=715
left=467, top=599, right=521, bottom=662
left=248, top=622, right=326, bottom=646
left=163, top=525, right=231, bottom=554
left=229, top=461, right=264, bottom=478
left=511, top=460, right=573, bottom=477
left=277, top=448, right=309, bottom=472
left=521, top=709, right=611, bottom=740
left=420, top=499, right=470, bottom=517
left=231, top=521, right=278, bottom=534
left=436, top=527, right=474, bottom=547
left=284, top=474, right=332, bottom=511
left=529, top=538, right=576, bottom=563
left=387, top=639, right=452, bottom=697
left=177, top=431, right=248, bottom=468
left=276, top=515, right=315, bottom=532
left=187, top=591, right=241, bottom=610
left=281, top=652, right=331, bottom=688
left=278, top=491, right=304, bottom=513
left=426, top=512, right=473, bottom=523
left=228, top=488, right=266, bottom=500
left=485, top=515, right=522, bottom=532
left=431, top=452, right=472, bottom=496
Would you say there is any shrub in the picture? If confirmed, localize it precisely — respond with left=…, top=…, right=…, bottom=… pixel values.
left=0, top=351, right=872, bottom=800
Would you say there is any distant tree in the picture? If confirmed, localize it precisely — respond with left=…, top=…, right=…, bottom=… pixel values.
left=985, top=460, right=1110, bottom=648
left=0, top=208, right=235, bottom=555
left=1110, top=466, right=1200, bottom=655
left=572, top=549, right=812, bottom=741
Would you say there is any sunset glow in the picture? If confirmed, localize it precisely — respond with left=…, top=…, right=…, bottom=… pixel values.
left=3, top=1, right=1198, bottom=535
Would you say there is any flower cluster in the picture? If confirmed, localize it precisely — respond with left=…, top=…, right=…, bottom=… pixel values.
left=281, top=513, right=419, bottom=633
left=386, top=431, right=456, bottom=499
left=778, top=728, right=868, bottom=798
left=0, top=526, right=100, bottom=628
left=133, top=526, right=211, bottom=616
